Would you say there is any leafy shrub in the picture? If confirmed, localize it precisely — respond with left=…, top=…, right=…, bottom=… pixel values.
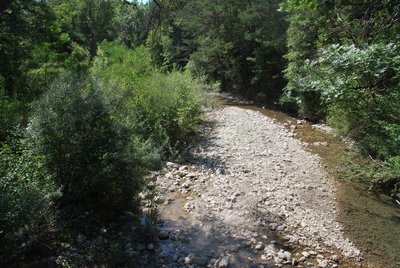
left=0, top=76, right=25, bottom=142
left=91, top=42, right=204, bottom=155
left=294, top=43, right=400, bottom=159
left=131, top=70, right=204, bottom=149
left=28, top=74, right=144, bottom=219
left=0, top=134, right=60, bottom=264
left=340, top=151, right=400, bottom=197
left=292, top=43, right=400, bottom=193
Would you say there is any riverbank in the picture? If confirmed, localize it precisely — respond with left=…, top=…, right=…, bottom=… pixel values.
left=143, top=105, right=365, bottom=267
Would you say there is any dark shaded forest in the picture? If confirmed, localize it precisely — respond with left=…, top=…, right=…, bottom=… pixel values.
left=0, top=0, right=399, bottom=266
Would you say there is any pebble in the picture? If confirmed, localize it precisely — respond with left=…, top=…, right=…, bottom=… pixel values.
left=184, top=256, right=192, bottom=264
left=149, top=106, right=362, bottom=267
left=158, top=230, right=170, bottom=240
left=146, top=243, right=155, bottom=251
left=218, top=257, right=229, bottom=268
left=318, top=259, right=329, bottom=268
left=302, top=251, right=310, bottom=258
left=255, top=243, right=265, bottom=250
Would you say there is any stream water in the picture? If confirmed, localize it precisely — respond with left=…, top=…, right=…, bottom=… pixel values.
left=232, top=102, right=400, bottom=268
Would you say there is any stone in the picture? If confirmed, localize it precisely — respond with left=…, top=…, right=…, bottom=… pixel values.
left=331, top=254, right=339, bottom=263
left=158, top=230, right=170, bottom=240
left=283, top=251, right=292, bottom=260
left=309, top=250, right=317, bottom=255
left=302, top=251, right=310, bottom=258
left=146, top=243, right=155, bottom=251
left=318, top=259, right=329, bottom=268
left=274, top=256, right=282, bottom=264
left=255, top=243, right=265, bottom=250
left=218, top=257, right=229, bottom=268
left=276, top=225, right=285, bottom=231
left=269, top=223, right=278, bottom=230
left=184, top=256, right=192, bottom=265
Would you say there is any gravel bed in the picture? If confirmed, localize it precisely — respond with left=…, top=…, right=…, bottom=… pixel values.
left=152, top=106, right=362, bottom=267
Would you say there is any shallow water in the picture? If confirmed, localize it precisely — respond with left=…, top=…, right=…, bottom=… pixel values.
left=231, top=101, right=400, bottom=268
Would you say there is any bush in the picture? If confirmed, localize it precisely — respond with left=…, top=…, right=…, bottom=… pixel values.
left=0, top=134, right=60, bottom=264
left=0, top=76, right=25, bottom=142
left=294, top=43, right=400, bottom=159
left=340, top=151, right=400, bottom=197
left=293, top=43, right=400, bottom=193
left=28, top=74, right=144, bottom=219
left=91, top=42, right=204, bottom=155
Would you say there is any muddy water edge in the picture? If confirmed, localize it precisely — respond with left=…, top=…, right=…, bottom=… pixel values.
left=231, top=102, right=400, bottom=268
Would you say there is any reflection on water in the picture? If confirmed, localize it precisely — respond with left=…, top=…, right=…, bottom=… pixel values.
left=230, top=101, right=400, bottom=268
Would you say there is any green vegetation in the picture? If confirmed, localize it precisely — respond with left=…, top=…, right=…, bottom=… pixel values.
left=147, top=0, right=287, bottom=101
left=281, top=0, right=400, bottom=194
left=1, top=0, right=400, bottom=265
left=0, top=0, right=204, bottom=265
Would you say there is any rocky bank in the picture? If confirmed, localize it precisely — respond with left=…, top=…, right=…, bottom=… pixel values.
left=145, top=106, right=362, bottom=267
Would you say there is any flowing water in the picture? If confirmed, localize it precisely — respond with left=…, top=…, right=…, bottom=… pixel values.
left=231, top=101, right=400, bottom=268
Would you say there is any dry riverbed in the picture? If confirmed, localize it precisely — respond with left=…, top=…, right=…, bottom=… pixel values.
left=142, top=106, right=363, bottom=267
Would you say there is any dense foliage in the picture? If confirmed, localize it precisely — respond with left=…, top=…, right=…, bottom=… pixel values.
left=0, top=0, right=204, bottom=265
left=28, top=74, right=145, bottom=218
left=0, top=134, right=60, bottom=264
left=2, top=0, right=400, bottom=265
left=282, top=0, right=400, bottom=192
left=147, top=0, right=287, bottom=102
left=91, top=42, right=204, bottom=152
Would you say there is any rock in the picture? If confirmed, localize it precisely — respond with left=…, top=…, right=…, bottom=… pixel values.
left=274, top=256, right=282, bottom=264
left=269, top=223, right=278, bottom=230
left=166, top=162, right=177, bottom=168
left=276, top=225, right=285, bottom=231
left=158, top=230, right=170, bottom=240
left=184, top=256, right=192, bottom=265
left=309, top=250, right=317, bottom=255
left=331, top=254, right=339, bottom=263
left=179, top=165, right=188, bottom=171
left=146, top=182, right=156, bottom=190
left=218, top=256, right=229, bottom=268
left=291, top=258, right=299, bottom=266
left=302, top=251, right=310, bottom=258
left=186, top=172, right=197, bottom=178
left=283, top=251, right=292, bottom=260
left=255, top=243, right=265, bottom=250
left=318, top=259, right=329, bottom=268
left=146, top=243, right=155, bottom=251
left=154, top=196, right=165, bottom=204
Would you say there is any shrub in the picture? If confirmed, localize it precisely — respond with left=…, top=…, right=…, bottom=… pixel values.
left=294, top=43, right=400, bottom=159
left=131, top=70, right=204, bottom=149
left=294, top=43, right=400, bottom=193
left=28, top=74, right=144, bottom=219
left=0, top=76, right=25, bottom=142
left=0, top=133, right=60, bottom=264
left=91, top=42, right=204, bottom=155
